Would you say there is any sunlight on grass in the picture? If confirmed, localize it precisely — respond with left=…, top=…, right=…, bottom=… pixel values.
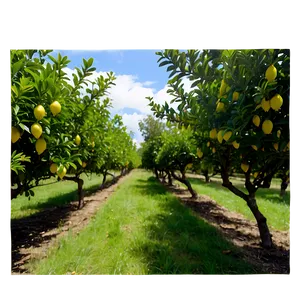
left=28, top=170, right=257, bottom=275
left=11, top=173, right=113, bottom=219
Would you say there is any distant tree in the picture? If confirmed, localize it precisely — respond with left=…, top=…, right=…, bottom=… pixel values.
left=138, top=115, right=166, bottom=142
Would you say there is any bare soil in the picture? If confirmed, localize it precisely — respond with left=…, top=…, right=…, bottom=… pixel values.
left=11, top=173, right=131, bottom=274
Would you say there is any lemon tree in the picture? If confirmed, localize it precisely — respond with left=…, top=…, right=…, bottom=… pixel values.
left=149, top=49, right=290, bottom=249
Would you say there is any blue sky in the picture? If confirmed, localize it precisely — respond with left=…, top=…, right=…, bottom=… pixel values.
left=51, top=49, right=186, bottom=146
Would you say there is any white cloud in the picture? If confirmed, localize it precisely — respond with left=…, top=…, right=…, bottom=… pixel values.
left=63, top=67, right=196, bottom=145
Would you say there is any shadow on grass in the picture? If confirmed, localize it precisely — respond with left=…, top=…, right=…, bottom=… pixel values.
left=130, top=177, right=259, bottom=274
left=188, top=177, right=290, bottom=206
left=11, top=174, right=122, bottom=274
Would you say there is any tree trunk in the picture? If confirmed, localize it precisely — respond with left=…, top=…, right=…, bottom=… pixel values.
left=171, top=171, right=197, bottom=198
left=167, top=171, right=173, bottom=186
left=246, top=194, right=273, bottom=248
left=100, top=171, right=107, bottom=189
left=154, top=168, right=159, bottom=179
left=280, top=176, right=289, bottom=197
left=261, top=173, right=272, bottom=188
left=203, top=169, right=210, bottom=183
left=77, top=178, right=84, bottom=209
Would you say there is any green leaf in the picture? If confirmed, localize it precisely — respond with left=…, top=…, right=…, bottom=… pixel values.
left=19, top=123, right=30, bottom=133
left=159, top=61, right=172, bottom=67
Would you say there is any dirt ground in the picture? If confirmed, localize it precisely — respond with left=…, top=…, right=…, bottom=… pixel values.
left=11, top=171, right=290, bottom=274
left=163, top=180, right=290, bottom=274
left=11, top=173, right=131, bottom=274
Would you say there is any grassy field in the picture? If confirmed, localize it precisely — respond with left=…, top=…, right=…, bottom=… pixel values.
left=185, top=174, right=290, bottom=231
left=11, top=173, right=114, bottom=220
left=28, top=170, right=257, bottom=275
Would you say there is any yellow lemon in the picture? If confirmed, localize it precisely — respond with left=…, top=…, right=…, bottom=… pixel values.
left=35, top=138, right=47, bottom=155
left=277, top=130, right=281, bottom=138
left=223, top=131, right=232, bottom=142
left=232, top=91, right=239, bottom=102
left=34, top=105, right=46, bottom=120
left=11, top=126, right=21, bottom=143
left=91, top=141, right=95, bottom=147
left=210, top=128, right=217, bottom=139
left=261, top=98, right=270, bottom=112
left=252, top=115, right=260, bottom=127
left=82, top=162, right=87, bottom=168
left=57, top=166, right=67, bottom=179
left=232, top=140, right=240, bottom=149
left=265, top=64, right=277, bottom=82
left=50, top=163, right=58, bottom=174
left=270, top=94, right=283, bottom=111
left=212, top=147, right=216, bottom=153
left=216, top=102, right=225, bottom=112
left=241, top=163, right=249, bottom=173
left=253, top=172, right=259, bottom=178
left=217, top=130, right=223, bottom=144
left=251, top=145, right=258, bottom=151
left=197, top=149, right=203, bottom=158
left=187, top=163, right=193, bottom=169
left=262, top=120, right=273, bottom=134
left=207, top=141, right=210, bottom=147
left=31, top=123, right=43, bottom=139
left=75, top=135, right=81, bottom=146
left=273, top=143, right=279, bottom=151
left=219, top=79, right=228, bottom=96
left=50, top=101, right=61, bottom=116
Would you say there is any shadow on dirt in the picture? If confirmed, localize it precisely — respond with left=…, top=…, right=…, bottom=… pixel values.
left=11, top=174, right=123, bottom=273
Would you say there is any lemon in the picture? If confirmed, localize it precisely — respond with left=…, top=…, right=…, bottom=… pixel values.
left=277, top=130, right=281, bottom=138
left=91, top=141, right=95, bottom=147
left=241, top=163, right=249, bottom=173
left=57, top=166, right=67, bottom=179
left=75, top=135, right=81, bottom=146
left=265, top=64, right=277, bottom=82
left=197, top=149, right=203, bottom=158
left=11, top=126, right=21, bottom=143
left=287, top=141, right=290, bottom=150
left=207, top=141, right=210, bottom=147
left=261, top=98, right=270, bottom=112
left=82, top=162, right=87, bottom=168
left=251, top=145, right=258, bottom=151
left=210, top=128, right=217, bottom=139
left=216, top=102, right=225, bottom=112
left=232, top=140, right=240, bottom=149
left=186, top=163, right=193, bottom=169
left=50, top=101, right=61, bottom=116
left=253, top=172, right=259, bottom=178
left=34, top=105, right=46, bottom=120
left=262, top=120, right=273, bottom=134
left=217, top=130, right=223, bottom=144
left=273, top=143, right=279, bottom=151
left=50, top=163, right=58, bottom=174
left=252, top=115, right=260, bottom=127
left=219, top=80, right=228, bottom=96
left=212, top=147, right=216, bottom=153
left=223, top=131, right=232, bottom=141
left=270, top=94, right=283, bottom=111
left=31, top=123, right=43, bottom=139
left=35, top=138, right=47, bottom=155
left=232, top=91, right=239, bottom=102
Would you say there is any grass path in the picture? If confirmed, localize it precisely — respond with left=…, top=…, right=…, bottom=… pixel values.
left=28, top=170, right=256, bottom=275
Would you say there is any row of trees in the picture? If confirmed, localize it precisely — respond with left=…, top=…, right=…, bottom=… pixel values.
left=11, top=50, right=140, bottom=208
left=146, top=49, right=290, bottom=249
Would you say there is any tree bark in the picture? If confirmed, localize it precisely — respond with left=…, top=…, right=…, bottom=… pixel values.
left=154, top=168, right=159, bottom=180
left=203, top=169, right=210, bottom=183
left=100, top=171, right=107, bottom=189
left=171, top=170, right=197, bottom=198
left=167, top=171, right=173, bottom=186
left=280, top=178, right=289, bottom=197
left=261, top=173, right=273, bottom=188
left=77, top=178, right=84, bottom=209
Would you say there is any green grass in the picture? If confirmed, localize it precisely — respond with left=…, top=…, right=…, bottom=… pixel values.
left=185, top=174, right=290, bottom=231
left=11, top=173, right=113, bottom=220
left=28, top=170, right=257, bottom=275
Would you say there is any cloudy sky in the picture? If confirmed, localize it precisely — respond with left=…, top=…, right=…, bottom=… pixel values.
left=54, top=50, right=193, bottom=148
